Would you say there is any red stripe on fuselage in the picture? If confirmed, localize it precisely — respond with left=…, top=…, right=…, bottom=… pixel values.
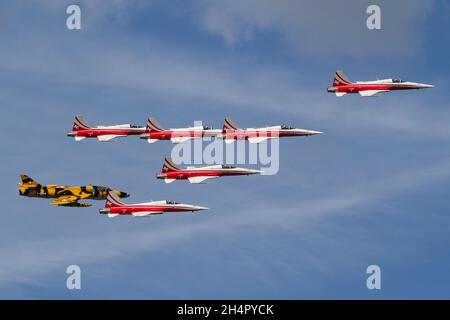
left=222, top=130, right=307, bottom=139
left=337, top=84, right=422, bottom=93
left=165, top=170, right=250, bottom=180
left=75, top=128, right=146, bottom=137
left=145, top=130, right=216, bottom=140
left=108, top=205, right=194, bottom=215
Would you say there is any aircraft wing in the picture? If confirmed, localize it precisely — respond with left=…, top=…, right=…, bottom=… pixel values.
left=170, top=137, right=193, bottom=144
left=248, top=136, right=270, bottom=144
left=50, top=195, right=79, bottom=206
left=79, top=192, right=93, bottom=199
left=131, top=211, right=164, bottom=217
left=97, top=135, right=127, bottom=142
left=188, top=176, right=215, bottom=184
left=359, top=90, right=389, bottom=97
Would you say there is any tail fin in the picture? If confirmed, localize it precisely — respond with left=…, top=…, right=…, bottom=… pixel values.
left=105, top=191, right=125, bottom=208
left=20, top=175, right=39, bottom=186
left=332, top=70, right=353, bottom=87
left=146, top=117, right=164, bottom=132
left=223, top=117, right=240, bottom=131
left=162, top=157, right=182, bottom=172
left=72, top=115, right=91, bottom=131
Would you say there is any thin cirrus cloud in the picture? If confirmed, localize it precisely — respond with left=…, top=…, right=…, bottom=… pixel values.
left=198, top=0, right=434, bottom=56
left=0, top=1, right=445, bottom=142
left=0, top=31, right=448, bottom=141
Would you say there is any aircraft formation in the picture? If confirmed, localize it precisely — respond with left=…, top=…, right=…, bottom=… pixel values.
left=67, top=115, right=322, bottom=143
left=21, top=70, right=433, bottom=217
left=23, top=115, right=321, bottom=216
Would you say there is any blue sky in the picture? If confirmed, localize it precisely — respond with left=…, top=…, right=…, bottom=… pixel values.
left=1, top=0, right=450, bottom=299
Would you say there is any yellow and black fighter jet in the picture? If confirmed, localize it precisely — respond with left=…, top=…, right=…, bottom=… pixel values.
left=18, top=175, right=129, bottom=207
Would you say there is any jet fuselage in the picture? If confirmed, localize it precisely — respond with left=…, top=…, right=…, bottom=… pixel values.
left=68, top=116, right=146, bottom=142
left=157, top=166, right=261, bottom=180
left=220, top=127, right=321, bottom=140
left=328, top=80, right=434, bottom=94
left=99, top=192, right=208, bottom=217
left=327, top=71, right=434, bottom=97
left=19, top=184, right=128, bottom=200
left=100, top=203, right=208, bottom=215
left=68, top=126, right=145, bottom=139
left=140, top=127, right=221, bottom=143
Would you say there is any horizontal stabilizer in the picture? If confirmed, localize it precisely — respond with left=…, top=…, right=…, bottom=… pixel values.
left=147, top=139, right=159, bottom=143
left=75, top=136, right=86, bottom=141
left=165, top=179, right=176, bottom=184
left=108, top=213, right=119, bottom=218
left=335, top=92, right=347, bottom=97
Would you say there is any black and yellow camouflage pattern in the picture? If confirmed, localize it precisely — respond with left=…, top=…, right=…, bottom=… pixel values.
left=18, top=175, right=129, bottom=207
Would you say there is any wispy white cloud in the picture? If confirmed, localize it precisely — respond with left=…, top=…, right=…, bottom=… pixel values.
left=198, top=0, right=434, bottom=57
left=0, top=31, right=449, bottom=141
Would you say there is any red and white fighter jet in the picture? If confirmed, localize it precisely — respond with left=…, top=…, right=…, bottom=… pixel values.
left=99, top=191, right=209, bottom=218
left=219, top=117, right=322, bottom=144
left=67, top=115, right=146, bottom=142
left=139, top=118, right=220, bottom=144
left=156, top=157, right=262, bottom=184
left=327, top=70, right=434, bottom=97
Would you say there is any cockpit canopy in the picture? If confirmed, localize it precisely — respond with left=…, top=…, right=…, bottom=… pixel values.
left=221, top=165, right=236, bottom=169
left=281, top=125, right=295, bottom=130
left=166, top=200, right=180, bottom=205
left=130, top=124, right=143, bottom=128
left=203, top=126, right=212, bottom=130
left=392, top=79, right=405, bottom=83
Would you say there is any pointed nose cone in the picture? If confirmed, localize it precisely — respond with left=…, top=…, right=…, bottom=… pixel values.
left=412, top=82, right=434, bottom=89
left=301, top=129, right=323, bottom=136
left=192, top=205, right=209, bottom=212
left=247, top=169, right=262, bottom=175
